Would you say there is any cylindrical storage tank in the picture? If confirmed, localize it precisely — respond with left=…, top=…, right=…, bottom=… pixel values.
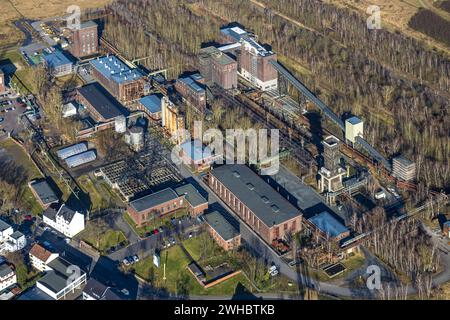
left=129, top=126, right=144, bottom=151
left=115, top=115, right=127, bottom=133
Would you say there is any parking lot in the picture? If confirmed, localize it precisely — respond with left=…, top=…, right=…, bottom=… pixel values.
left=0, top=95, right=29, bottom=136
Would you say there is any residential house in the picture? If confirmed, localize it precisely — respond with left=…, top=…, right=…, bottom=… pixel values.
left=0, top=263, right=17, bottom=292
left=29, top=243, right=59, bottom=272
left=43, top=203, right=85, bottom=238
left=82, top=278, right=121, bottom=300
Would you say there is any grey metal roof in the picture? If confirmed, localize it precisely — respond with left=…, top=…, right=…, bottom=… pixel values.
left=83, top=278, right=121, bottom=300
left=210, top=165, right=301, bottom=227
left=0, top=219, right=11, bottom=232
left=78, top=83, right=126, bottom=120
left=56, top=143, right=88, bottom=160
left=129, top=188, right=180, bottom=213
left=65, top=150, right=96, bottom=168
left=0, top=264, right=14, bottom=278
left=307, top=212, right=349, bottom=238
left=175, top=184, right=207, bottom=208
left=43, top=204, right=59, bottom=221
left=37, top=257, right=86, bottom=294
left=29, top=180, right=58, bottom=205
left=43, top=204, right=79, bottom=223
left=38, top=271, right=69, bottom=293
left=9, top=231, right=24, bottom=240
left=203, top=211, right=239, bottom=241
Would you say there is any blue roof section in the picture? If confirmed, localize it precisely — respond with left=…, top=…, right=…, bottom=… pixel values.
left=43, top=51, right=72, bottom=68
left=181, top=140, right=211, bottom=161
left=346, top=116, right=362, bottom=125
left=139, top=94, right=162, bottom=114
left=308, top=212, right=349, bottom=238
left=179, top=76, right=205, bottom=93
left=90, top=56, right=144, bottom=84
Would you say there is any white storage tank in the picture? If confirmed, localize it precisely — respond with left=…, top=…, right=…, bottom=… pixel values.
left=129, top=126, right=144, bottom=151
left=115, top=115, right=127, bottom=133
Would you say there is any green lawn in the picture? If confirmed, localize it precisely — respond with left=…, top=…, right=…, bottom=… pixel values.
left=133, top=244, right=252, bottom=296
left=80, top=227, right=128, bottom=254
left=77, top=175, right=111, bottom=211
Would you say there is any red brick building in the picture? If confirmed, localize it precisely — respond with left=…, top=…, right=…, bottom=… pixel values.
left=127, top=184, right=208, bottom=226
left=198, top=46, right=237, bottom=90
left=174, top=74, right=206, bottom=113
left=203, top=211, right=241, bottom=251
left=89, top=56, right=145, bottom=103
left=208, top=165, right=302, bottom=244
left=68, top=21, right=98, bottom=59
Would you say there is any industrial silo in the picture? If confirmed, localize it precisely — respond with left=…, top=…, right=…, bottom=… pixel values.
left=115, top=115, right=127, bottom=133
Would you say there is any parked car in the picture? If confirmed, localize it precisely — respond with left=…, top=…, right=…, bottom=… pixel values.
left=170, top=238, right=176, bottom=245
left=122, top=258, right=130, bottom=266
left=133, top=255, right=140, bottom=263
left=0, top=117, right=4, bottom=123
left=188, top=232, right=193, bottom=239
left=153, top=229, right=159, bottom=235
left=158, top=226, right=164, bottom=233
left=24, top=214, right=32, bottom=221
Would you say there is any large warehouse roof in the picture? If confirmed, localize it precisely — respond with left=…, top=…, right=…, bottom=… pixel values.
left=210, top=165, right=301, bottom=226
left=78, top=83, right=127, bottom=121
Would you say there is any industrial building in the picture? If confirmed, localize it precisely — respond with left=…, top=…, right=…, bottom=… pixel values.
left=138, top=94, right=163, bottom=120
left=219, top=26, right=278, bottom=91
left=174, top=184, right=208, bottom=217
left=67, top=21, right=99, bottom=59
left=43, top=51, right=73, bottom=77
left=178, top=139, right=222, bottom=171
left=56, top=143, right=88, bottom=160
left=318, top=136, right=346, bottom=194
left=198, top=46, right=238, bottom=90
left=89, top=55, right=145, bottom=102
left=392, top=156, right=416, bottom=182
left=77, top=82, right=127, bottom=123
left=202, top=211, right=241, bottom=251
left=28, top=179, right=59, bottom=209
left=345, top=116, right=364, bottom=144
left=175, top=74, right=207, bottom=113
left=127, top=183, right=208, bottom=226
left=125, top=126, right=144, bottom=152
left=305, top=212, right=350, bottom=243
left=161, top=96, right=185, bottom=142
left=207, top=165, right=302, bottom=245
left=127, top=188, right=185, bottom=226
left=65, top=150, right=97, bottom=168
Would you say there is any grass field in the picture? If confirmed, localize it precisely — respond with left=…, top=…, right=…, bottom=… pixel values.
left=133, top=244, right=252, bottom=296
left=80, top=226, right=127, bottom=253
left=325, top=0, right=450, bottom=53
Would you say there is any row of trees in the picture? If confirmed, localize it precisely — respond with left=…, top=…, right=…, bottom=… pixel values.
left=30, top=66, right=81, bottom=143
